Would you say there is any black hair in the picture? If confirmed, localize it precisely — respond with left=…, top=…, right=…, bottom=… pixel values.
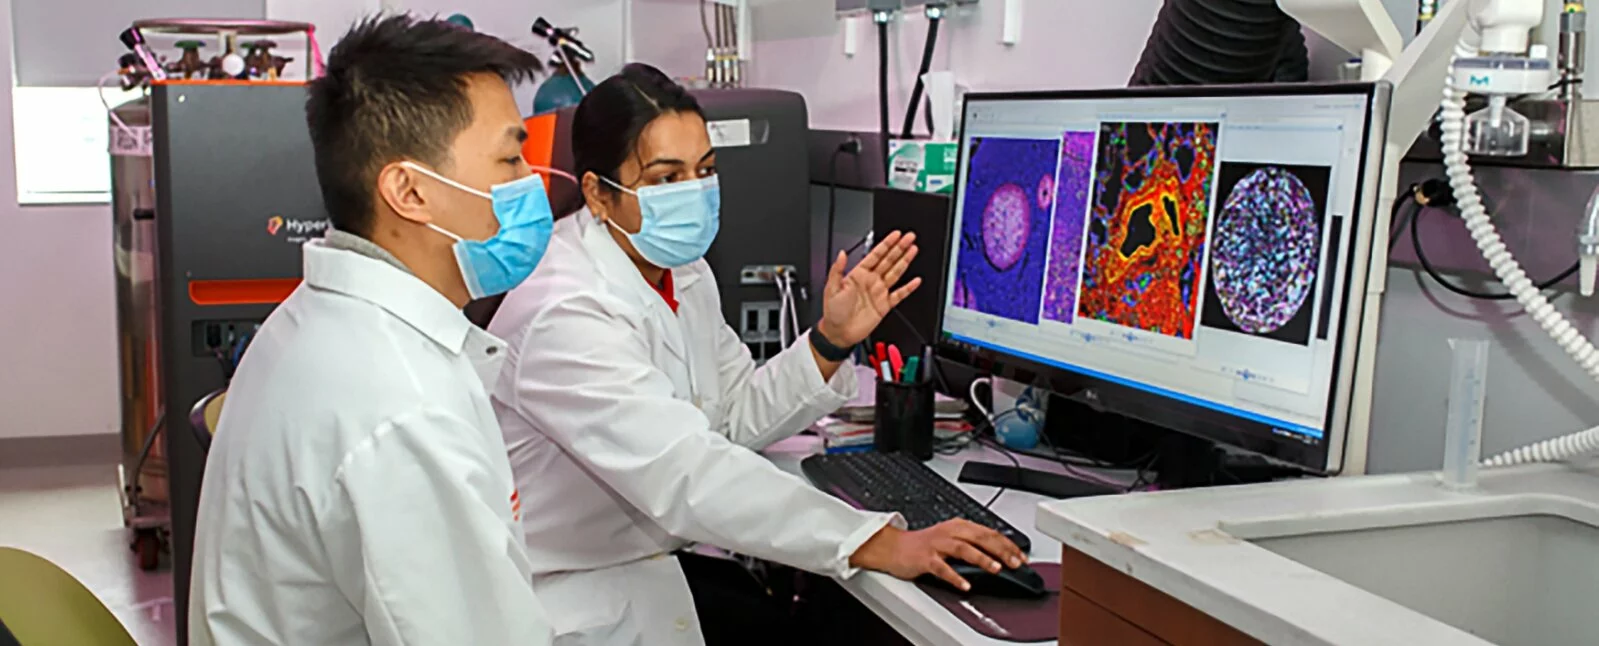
left=572, top=63, right=704, bottom=195
left=305, top=14, right=541, bottom=237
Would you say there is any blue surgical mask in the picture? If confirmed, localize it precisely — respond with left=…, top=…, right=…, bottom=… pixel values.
left=403, top=162, right=556, bottom=300
left=601, top=174, right=721, bottom=268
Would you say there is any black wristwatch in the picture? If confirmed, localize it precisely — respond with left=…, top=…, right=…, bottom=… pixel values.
left=809, top=327, right=854, bottom=362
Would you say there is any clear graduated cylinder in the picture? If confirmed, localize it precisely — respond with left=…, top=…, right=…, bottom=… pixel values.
left=1442, top=338, right=1490, bottom=489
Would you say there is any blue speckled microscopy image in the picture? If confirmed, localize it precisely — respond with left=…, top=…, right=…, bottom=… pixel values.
left=1199, top=163, right=1331, bottom=346
left=953, top=137, right=1059, bottom=325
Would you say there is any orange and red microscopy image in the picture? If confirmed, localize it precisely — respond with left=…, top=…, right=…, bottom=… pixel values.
left=1078, top=121, right=1217, bottom=339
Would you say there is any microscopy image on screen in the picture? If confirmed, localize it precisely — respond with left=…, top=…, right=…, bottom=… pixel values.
left=1199, top=163, right=1332, bottom=346
left=1041, top=131, right=1096, bottom=325
left=952, top=137, right=1059, bottom=324
left=1077, top=122, right=1218, bottom=339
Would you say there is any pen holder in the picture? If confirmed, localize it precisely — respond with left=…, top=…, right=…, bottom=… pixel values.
left=875, top=379, right=935, bottom=460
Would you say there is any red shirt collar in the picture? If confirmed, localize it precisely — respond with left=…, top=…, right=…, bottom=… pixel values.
left=650, top=270, right=679, bottom=314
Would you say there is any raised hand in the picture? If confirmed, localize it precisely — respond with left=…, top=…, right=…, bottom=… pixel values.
left=815, top=231, right=922, bottom=349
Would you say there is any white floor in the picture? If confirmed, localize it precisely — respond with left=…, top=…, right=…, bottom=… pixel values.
left=0, top=464, right=177, bottom=646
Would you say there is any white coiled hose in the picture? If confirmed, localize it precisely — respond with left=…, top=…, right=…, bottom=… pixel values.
left=1440, top=43, right=1599, bottom=467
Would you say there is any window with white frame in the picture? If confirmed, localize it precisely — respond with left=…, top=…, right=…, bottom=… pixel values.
left=9, top=0, right=264, bottom=205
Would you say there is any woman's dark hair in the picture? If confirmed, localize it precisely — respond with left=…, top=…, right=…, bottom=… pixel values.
left=571, top=63, right=704, bottom=196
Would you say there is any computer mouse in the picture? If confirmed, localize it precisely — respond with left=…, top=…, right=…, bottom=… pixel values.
left=921, top=559, right=1048, bottom=599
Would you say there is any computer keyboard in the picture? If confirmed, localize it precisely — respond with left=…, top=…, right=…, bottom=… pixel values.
left=801, top=452, right=1033, bottom=553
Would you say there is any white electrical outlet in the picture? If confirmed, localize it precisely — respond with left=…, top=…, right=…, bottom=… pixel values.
left=740, top=264, right=799, bottom=286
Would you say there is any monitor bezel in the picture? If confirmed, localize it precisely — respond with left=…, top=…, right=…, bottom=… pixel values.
left=934, top=81, right=1391, bottom=475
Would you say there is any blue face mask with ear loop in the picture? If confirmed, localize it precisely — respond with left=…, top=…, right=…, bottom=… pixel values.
left=401, top=161, right=562, bottom=300
left=600, top=174, right=721, bottom=269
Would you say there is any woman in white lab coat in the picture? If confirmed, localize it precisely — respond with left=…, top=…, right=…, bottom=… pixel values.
left=488, top=63, right=1025, bottom=646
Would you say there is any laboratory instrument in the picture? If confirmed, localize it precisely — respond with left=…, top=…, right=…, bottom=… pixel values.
left=108, top=19, right=324, bottom=580
left=801, top=451, right=1033, bottom=552
left=692, top=91, right=816, bottom=360
left=1399, top=0, right=1599, bottom=467
left=939, top=82, right=1390, bottom=475
left=107, top=19, right=327, bottom=643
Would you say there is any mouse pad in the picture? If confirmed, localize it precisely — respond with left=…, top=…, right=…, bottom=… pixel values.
left=918, top=563, right=1060, bottom=642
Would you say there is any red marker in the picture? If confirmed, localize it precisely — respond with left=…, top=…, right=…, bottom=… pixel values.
left=888, top=346, right=905, bottom=382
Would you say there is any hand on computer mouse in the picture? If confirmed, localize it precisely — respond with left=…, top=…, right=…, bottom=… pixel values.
left=848, top=519, right=1026, bottom=592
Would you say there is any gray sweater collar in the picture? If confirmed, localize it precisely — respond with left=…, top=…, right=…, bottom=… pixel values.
left=322, top=229, right=411, bottom=275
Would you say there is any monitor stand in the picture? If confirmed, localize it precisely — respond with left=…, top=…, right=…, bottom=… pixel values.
left=1041, top=393, right=1310, bottom=490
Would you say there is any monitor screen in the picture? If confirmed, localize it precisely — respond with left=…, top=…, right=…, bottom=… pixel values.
left=937, top=83, right=1389, bottom=473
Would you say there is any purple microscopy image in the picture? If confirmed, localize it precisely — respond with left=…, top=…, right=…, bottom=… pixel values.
left=1037, top=174, right=1055, bottom=211
left=1199, top=163, right=1331, bottom=346
left=1042, top=132, right=1096, bottom=324
left=953, top=137, right=1058, bottom=324
left=951, top=278, right=977, bottom=310
left=983, top=184, right=1032, bottom=271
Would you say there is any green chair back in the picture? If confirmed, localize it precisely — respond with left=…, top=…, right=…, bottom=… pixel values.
left=0, top=548, right=136, bottom=646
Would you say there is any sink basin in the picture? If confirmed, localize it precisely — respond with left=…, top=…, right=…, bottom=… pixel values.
left=1222, top=495, right=1599, bottom=646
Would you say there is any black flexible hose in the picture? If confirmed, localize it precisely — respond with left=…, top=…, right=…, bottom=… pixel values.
left=1272, top=22, right=1310, bottom=83
left=901, top=15, right=941, bottom=139
left=878, top=19, right=891, bottom=176
left=1129, top=0, right=1308, bottom=86
left=1407, top=190, right=1579, bottom=300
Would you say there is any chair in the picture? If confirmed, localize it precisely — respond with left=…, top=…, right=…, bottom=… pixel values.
left=0, top=548, right=137, bottom=646
left=189, top=389, right=227, bottom=453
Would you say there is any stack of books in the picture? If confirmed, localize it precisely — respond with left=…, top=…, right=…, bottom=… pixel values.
left=814, top=417, right=974, bottom=454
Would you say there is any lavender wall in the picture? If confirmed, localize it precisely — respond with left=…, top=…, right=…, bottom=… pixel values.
left=749, top=1, right=1161, bottom=130
left=0, top=0, right=118, bottom=440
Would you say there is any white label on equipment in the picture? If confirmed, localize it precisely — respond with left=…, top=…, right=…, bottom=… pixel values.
left=110, top=125, right=153, bottom=157
left=707, top=119, right=752, bottom=148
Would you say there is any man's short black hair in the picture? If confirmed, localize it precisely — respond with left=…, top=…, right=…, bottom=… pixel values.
left=306, top=14, right=540, bottom=237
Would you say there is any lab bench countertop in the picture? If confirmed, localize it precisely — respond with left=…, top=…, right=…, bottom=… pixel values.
left=765, top=435, right=1067, bottom=646
left=1036, top=459, right=1599, bottom=646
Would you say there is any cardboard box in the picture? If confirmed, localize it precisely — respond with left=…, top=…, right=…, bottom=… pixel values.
left=888, top=140, right=958, bottom=194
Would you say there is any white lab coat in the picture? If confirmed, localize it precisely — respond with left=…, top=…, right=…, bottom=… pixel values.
left=189, top=240, right=552, bottom=646
left=489, top=211, right=900, bottom=646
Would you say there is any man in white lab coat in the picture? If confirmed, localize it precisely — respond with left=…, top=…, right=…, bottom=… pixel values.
left=188, top=16, right=558, bottom=645
left=489, top=63, right=1025, bottom=645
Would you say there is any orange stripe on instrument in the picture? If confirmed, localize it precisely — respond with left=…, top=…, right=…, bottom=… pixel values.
left=188, top=278, right=300, bottom=306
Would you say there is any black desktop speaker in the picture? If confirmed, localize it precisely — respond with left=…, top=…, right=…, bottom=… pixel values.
left=870, top=188, right=980, bottom=398
left=871, top=188, right=952, bottom=352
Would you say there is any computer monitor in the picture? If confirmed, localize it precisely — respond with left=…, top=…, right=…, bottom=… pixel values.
left=936, top=82, right=1391, bottom=474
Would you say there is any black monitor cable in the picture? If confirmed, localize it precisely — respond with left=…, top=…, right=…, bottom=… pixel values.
left=825, top=138, right=863, bottom=271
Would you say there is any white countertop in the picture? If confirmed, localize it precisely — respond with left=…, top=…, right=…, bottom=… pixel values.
left=1036, top=460, right=1599, bottom=646
left=765, top=435, right=1073, bottom=646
